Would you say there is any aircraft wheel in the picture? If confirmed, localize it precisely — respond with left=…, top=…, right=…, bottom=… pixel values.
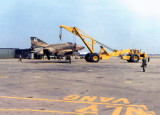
left=90, top=53, right=100, bottom=63
left=46, top=54, right=50, bottom=60
left=130, top=53, right=140, bottom=62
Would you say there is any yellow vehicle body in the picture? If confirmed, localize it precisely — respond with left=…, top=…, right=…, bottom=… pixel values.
left=59, top=25, right=148, bottom=63
left=121, top=49, right=148, bottom=62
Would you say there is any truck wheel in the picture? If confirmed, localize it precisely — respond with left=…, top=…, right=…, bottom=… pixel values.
left=85, top=53, right=91, bottom=62
left=90, top=53, right=100, bottom=62
left=130, top=53, right=140, bottom=62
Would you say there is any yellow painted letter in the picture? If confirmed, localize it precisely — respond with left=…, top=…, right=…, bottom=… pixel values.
left=125, top=107, right=154, bottom=115
left=79, top=96, right=97, bottom=102
left=111, top=107, right=123, bottom=115
left=112, top=98, right=129, bottom=104
left=63, top=95, right=80, bottom=101
left=75, top=105, right=98, bottom=113
left=100, top=97, right=115, bottom=103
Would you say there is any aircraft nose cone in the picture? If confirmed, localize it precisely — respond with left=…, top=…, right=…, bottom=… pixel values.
left=80, top=46, right=85, bottom=50
left=75, top=45, right=85, bottom=51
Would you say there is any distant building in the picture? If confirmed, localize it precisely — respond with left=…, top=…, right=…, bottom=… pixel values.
left=0, top=48, right=63, bottom=59
left=0, top=48, right=32, bottom=59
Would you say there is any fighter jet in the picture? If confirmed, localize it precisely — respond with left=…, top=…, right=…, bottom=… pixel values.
left=30, top=37, right=84, bottom=61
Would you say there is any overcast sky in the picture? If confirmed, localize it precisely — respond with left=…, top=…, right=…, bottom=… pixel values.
left=0, top=0, right=160, bottom=54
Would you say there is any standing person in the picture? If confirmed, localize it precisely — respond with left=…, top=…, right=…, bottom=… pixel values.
left=18, top=54, right=22, bottom=62
left=141, top=56, right=147, bottom=72
left=66, top=56, right=71, bottom=64
left=148, top=56, right=150, bottom=62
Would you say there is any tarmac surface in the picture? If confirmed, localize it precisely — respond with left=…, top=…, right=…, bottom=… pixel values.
left=0, top=57, right=159, bottom=115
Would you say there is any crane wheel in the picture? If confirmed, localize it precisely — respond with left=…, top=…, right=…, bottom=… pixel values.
left=90, top=53, right=100, bottom=62
left=85, top=53, right=91, bottom=62
left=130, top=53, right=140, bottom=62
left=127, top=60, right=131, bottom=62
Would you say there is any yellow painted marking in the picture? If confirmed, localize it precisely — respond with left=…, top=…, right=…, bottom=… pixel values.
left=112, top=98, right=130, bottom=104
left=125, top=107, right=156, bottom=115
left=105, top=105, right=150, bottom=110
left=75, top=105, right=98, bottom=114
left=111, top=107, right=123, bottom=115
left=79, top=96, right=97, bottom=102
left=88, top=70, right=92, bottom=71
left=0, top=76, right=8, bottom=78
left=127, top=105, right=148, bottom=110
left=0, top=96, right=155, bottom=115
left=63, top=95, right=80, bottom=101
left=0, top=96, right=129, bottom=106
left=124, top=81, right=132, bottom=84
left=0, top=109, right=84, bottom=115
left=100, top=97, right=115, bottom=103
left=105, top=105, right=156, bottom=115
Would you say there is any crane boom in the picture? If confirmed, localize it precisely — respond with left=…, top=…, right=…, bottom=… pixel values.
left=59, top=25, right=148, bottom=63
left=60, top=25, right=97, bottom=53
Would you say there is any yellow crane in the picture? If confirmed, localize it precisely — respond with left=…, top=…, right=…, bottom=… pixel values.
left=59, top=25, right=148, bottom=63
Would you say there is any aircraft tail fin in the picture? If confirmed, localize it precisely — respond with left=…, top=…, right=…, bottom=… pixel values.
left=30, top=37, right=48, bottom=48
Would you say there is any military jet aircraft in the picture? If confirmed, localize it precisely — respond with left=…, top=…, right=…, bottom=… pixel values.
left=30, top=37, right=84, bottom=62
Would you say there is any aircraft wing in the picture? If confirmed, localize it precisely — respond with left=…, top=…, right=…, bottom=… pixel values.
left=57, top=50, right=79, bottom=56
left=31, top=47, right=44, bottom=55
left=60, top=49, right=73, bottom=52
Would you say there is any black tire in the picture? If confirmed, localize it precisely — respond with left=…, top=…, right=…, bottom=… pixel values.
left=127, top=60, right=131, bottom=62
left=85, top=53, right=91, bottom=62
left=130, top=53, right=140, bottom=62
left=90, top=53, right=100, bottom=62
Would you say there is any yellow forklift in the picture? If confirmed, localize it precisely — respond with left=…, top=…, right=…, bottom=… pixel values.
left=59, top=25, right=148, bottom=63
